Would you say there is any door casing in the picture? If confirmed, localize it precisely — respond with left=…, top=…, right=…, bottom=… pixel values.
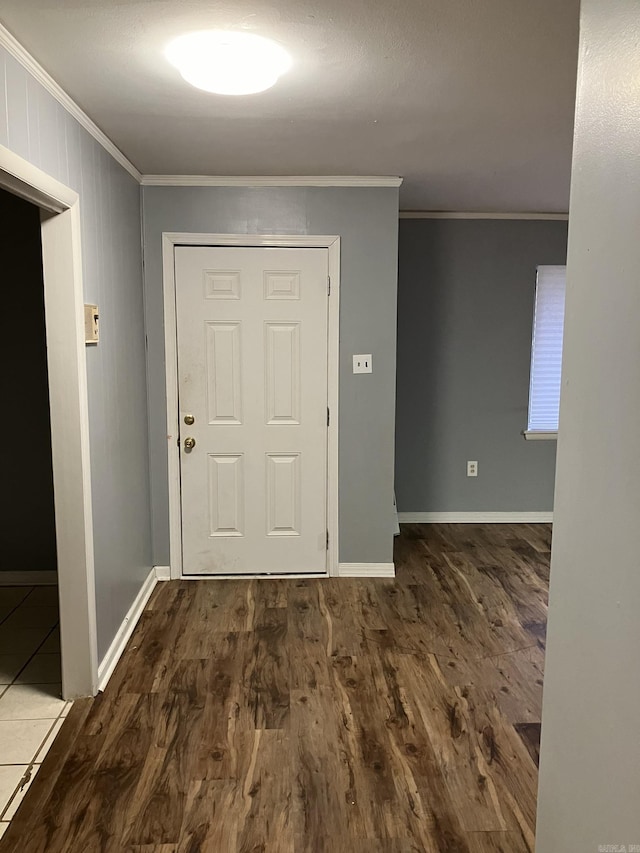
left=162, top=233, right=340, bottom=579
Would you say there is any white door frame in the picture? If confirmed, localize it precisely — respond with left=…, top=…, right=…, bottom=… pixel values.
left=0, top=145, right=98, bottom=698
left=162, top=232, right=340, bottom=579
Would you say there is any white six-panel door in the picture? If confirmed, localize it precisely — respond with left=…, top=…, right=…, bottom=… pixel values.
left=175, top=246, right=329, bottom=575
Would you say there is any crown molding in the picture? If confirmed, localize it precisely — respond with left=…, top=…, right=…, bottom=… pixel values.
left=0, top=23, right=142, bottom=183
left=400, top=211, right=569, bottom=220
left=141, top=174, right=403, bottom=188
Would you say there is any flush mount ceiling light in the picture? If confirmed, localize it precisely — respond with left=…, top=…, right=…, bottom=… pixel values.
left=165, top=30, right=292, bottom=95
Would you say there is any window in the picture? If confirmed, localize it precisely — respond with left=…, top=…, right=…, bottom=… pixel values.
left=526, top=265, right=566, bottom=438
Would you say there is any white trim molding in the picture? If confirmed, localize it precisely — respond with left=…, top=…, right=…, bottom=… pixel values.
left=41, top=191, right=99, bottom=700
left=97, top=568, right=157, bottom=691
left=181, top=573, right=329, bottom=581
left=143, top=175, right=402, bottom=188
left=399, top=211, right=569, bottom=221
left=154, top=565, right=171, bottom=581
left=0, top=23, right=142, bottom=183
left=338, top=563, right=396, bottom=578
left=0, top=146, right=77, bottom=212
left=162, top=233, right=340, bottom=580
left=0, top=571, right=57, bottom=586
left=398, top=512, right=553, bottom=523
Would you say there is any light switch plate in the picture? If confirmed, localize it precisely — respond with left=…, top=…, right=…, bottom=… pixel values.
left=353, top=354, right=372, bottom=374
left=84, top=304, right=99, bottom=344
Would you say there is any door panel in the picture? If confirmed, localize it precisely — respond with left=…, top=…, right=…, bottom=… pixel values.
left=265, top=322, right=301, bottom=424
left=208, top=453, right=244, bottom=537
left=266, top=452, right=301, bottom=536
left=205, top=322, right=243, bottom=424
left=175, top=246, right=329, bottom=575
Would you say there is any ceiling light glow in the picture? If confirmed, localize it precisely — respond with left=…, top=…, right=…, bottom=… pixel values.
left=165, top=30, right=292, bottom=95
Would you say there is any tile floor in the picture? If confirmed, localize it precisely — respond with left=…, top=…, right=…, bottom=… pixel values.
left=0, top=585, right=71, bottom=840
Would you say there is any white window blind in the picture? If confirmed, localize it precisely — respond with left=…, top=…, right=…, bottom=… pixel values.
left=527, top=265, right=566, bottom=432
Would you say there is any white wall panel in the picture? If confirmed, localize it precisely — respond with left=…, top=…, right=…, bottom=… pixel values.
left=0, top=55, right=8, bottom=148
left=5, top=54, right=29, bottom=159
left=55, top=100, right=69, bottom=187
left=37, top=81, right=59, bottom=178
left=26, top=76, right=41, bottom=168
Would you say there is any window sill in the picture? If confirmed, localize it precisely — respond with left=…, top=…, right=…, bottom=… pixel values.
left=523, top=430, right=558, bottom=441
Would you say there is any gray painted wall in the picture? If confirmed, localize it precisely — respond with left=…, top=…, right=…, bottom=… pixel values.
left=0, top=189, right=56, bottom=572
left=536, top=1, right=640, bottom=849
left=0, top=47, right=152, bottom=660
left=395, top=219, right=567, bottom=513
left=141, top=185, right=399, bottom=566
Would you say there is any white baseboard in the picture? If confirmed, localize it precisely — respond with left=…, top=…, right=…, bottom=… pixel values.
left=154, top=565, right=171, bottom=581
left=0, top=570, right=58, bottom=586
left=398, top=512, right=553, bottom=523
left=338, top=562, right=396, bottom=578
left=97, top=568, right=157, bottom=691
left=180, top=572, right=329, bottom=580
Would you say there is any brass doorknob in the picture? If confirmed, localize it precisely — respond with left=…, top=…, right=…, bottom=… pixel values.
left=184, top=437, right=196, bottom=451
left=184, top=414, right=195, bottom=425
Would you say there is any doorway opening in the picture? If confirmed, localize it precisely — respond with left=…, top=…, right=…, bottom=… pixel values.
left=0, top=144, right=98, bottom=703
left=0, top=188, right=58, bottom=582
left=0, top=187, right=71, bottom=830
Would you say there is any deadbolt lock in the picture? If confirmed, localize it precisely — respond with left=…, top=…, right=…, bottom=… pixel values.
left=184, top=414, right=195, bottom=425
left=184, top=437, right=196, bottom=451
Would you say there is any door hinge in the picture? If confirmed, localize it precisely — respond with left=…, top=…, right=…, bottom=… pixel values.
left=327, top=407, right=330, bottom=426
left=327, top=275, right=331, bottom=295
left=326, top=530, right=329, bottom=550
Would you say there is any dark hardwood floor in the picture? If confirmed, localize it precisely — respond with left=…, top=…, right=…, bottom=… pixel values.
left=1, top=523, right=550, bottom=853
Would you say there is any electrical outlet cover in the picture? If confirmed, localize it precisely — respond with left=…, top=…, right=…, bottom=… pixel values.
left=353, top=354, right=372, bottom=374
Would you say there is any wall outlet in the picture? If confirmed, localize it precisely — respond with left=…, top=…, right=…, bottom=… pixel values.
left=467, top=460, right=478, bottom=477
left=353, top=354, right=372, bottom=374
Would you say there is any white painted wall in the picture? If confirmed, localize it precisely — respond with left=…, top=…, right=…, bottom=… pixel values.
left=536, top=0, right=640, bottom=849
left=0, top=44, right=153, bottom=663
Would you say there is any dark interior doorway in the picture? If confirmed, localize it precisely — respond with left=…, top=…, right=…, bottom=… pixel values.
left=0, top=187, right=57, bottom=576
left=0, top=186, right=64, bottom=831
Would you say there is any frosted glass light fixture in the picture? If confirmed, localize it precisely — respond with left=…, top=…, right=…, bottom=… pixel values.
left=165, top=30, right=292, bottom=95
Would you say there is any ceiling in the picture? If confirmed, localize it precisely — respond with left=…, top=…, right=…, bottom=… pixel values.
left=0, top=0, right=580, bottom=211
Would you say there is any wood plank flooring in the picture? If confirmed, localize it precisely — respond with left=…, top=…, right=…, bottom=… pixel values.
left=0, top=523, right=550, bottom=853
